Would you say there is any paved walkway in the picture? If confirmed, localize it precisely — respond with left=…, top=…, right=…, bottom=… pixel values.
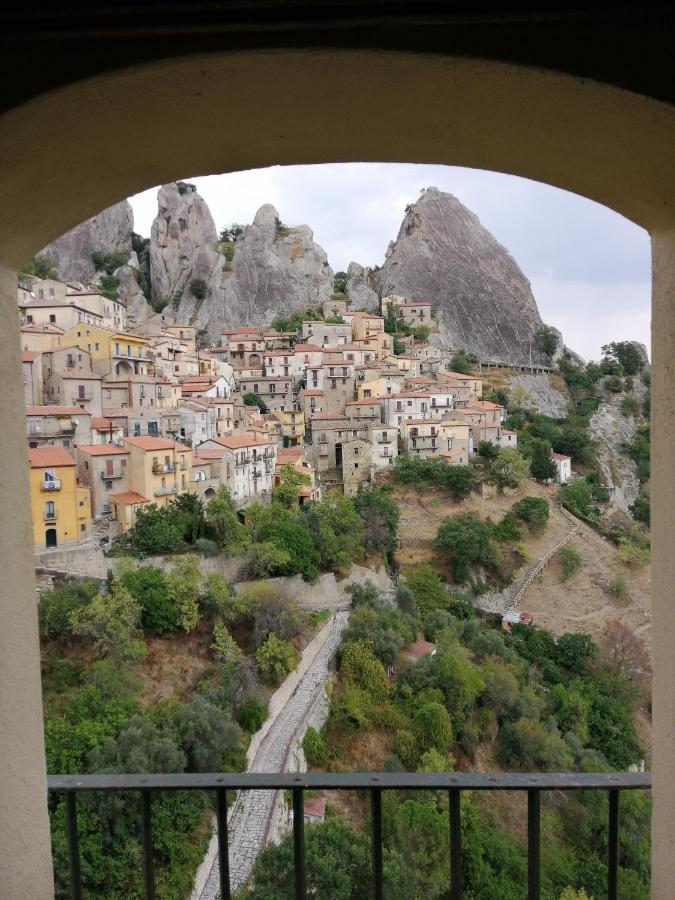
left=197, top=611, right=349, bottom=898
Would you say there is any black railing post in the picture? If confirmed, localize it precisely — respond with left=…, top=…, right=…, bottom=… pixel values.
left=527, top=789, right=540, bottom=900
left=608, top=789, right=620, bottom=900
left=216, top=787, right=231, bottom=900
left=449, top=788, right=462, bottom=900
left=65, top=791, right=83, bottom=900
left=371, top=788, right=383, bottom=900
left=293, top=787, right=305, bottom=900
left=140, top=791, right=156, bottom=900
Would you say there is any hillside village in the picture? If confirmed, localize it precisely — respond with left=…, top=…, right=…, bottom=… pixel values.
left=20, top=273, right=573, bottom=548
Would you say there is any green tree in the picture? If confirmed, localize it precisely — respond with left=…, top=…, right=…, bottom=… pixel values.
left=211, top=620, right=243, bottom=669
left=560, top=479, right=597, bottom=518
left=302, top=726, right=326, bottom=766
left=272, top=463, right=311, bottom=510
left=536, top=325, right=559, bottom=362
left=436, top=513, right=501, bottom=583
left=403, top=564, right=448, bottom=616
left=243, top=392, right=268, bottom=413
left=242, top=817, right=415, bottom=900
left=38, top=581, right=97, bottom=641
left=512, top=496, right=550, bottom=533
left=246, top=540, right=292, bottom=578
left=450, top=350, right=472, bottom=374
left=173, top=697, right=242, bottom=772
left=340, top=640, right=389, bottom=701
left=477, top=440, right=499, bottom=460
left=555, top=633, right=597, bottom=674
left=200, top=571, right=236, bottom=619
left=257, top=518, right=321, bottom=581
left=559, top=545, right=582, bottom=582
left=413, top=701, right=453, bottom=755
left=255, top=633, right=299, bottom=683
left=206, top=487, right=250, bottom=549
left=490, top=448, right=529, bottom=490
left=301, top=494, right=364, bottom=570
left=130, top=502, right=184, bottom=554
left=189, top=277, right=207, bottom=299
left=121, top=566, right=178, bottom=635
left=69, top=579, right=145, bottom=662
left=353, top=484, right=400, bottom=554
left=88, top=715, right=186, bottom=774
left=21, top=254, right=58, bottom=279
left=601, top=341, right=644, bottom=376
left=529, top=438, right=557, bottom=482
left=333, top=271, right=348, bottom=293
left=630, top=494, right=650, bottom=526
left=165, top=556, right=201, bottom=633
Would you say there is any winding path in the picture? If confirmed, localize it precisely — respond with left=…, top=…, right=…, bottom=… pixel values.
left=196, top=611, right=349, bottom=899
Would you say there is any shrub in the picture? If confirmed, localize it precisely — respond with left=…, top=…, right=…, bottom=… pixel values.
left=513, top=496, right=550, bottom=532
left=403, top=565, right=448, bottom=616
left=100, top=273, right=120, bottom=300
left=257, top=519, right=321, bottom=581
left=243, top=392, right=268, bottom=413
left=246, top=540, right=292, bottom=578
left=413, top=702, right=454, bottom=755
left=612, top=575, right=628, bottom=598
left=235, top=700, right=266, bottom=733
left=165, top=556, right=202, bottom=633
left=69, top=579, right=145, bottom=662
left=38, top=581, right=97, bottom=641
left=194, top=537, right=218, bottom=556
left=490, top=448, right=529, bottom=490
left=492, top=512, right=521, bottom=542
left=560, top=479, right=597, bottom=519
left=131, top=503, right=185, bottom=554
left=555, top=632, right=597, bottom=674
left=353, top=484, right=399, bottom=555
left=211, top=621, right=243, bottom=669
left=302, top=726, right=326, bottom=767
left=558, top=545, right=582, bottom=582
left=21, top=253, right=58, bottom=279
left=477, top=441, right=499, bottom=460
left=189, top=277, right=207, bottom=300
left=256, top=634, right=299, bottom=683
left=340, top=640, right=389, bottom=701
left=173, top=697, right=241, bottom=772
left=629, top=494, right=650, bottom=526
left=618, top=537, right=650, bottom=568
left=621, top=394, right=640, bottom=417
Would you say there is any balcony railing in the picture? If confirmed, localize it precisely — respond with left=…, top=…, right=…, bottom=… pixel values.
left=47, top=770, right=650, bottom=900
left=100, top=470, right=124, bottom=480
left=152, top=463, right=176, bottom=474
left=41, top=479, right=61, bottom=491
left=154, top=485, right=177, bottom=497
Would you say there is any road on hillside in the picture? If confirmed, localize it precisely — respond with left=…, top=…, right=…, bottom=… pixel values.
left=196, top=610, right=349, bottom=899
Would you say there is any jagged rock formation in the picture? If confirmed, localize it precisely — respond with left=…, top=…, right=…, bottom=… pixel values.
left=345, top=261, right=379, bottom=312
left=40, top=200, right=134, bottom=284
left=150, top=184, right=334, bottom=337
left=377, top=187, right=545, bottom=364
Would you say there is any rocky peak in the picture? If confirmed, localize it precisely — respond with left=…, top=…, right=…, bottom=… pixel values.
left=40, top=200, right=133, bottom=284
left=253, top=203, right=280, bottom=232
left=345, top=261, right=379, bottom=312
left=377, top=186, right=545, bottom=364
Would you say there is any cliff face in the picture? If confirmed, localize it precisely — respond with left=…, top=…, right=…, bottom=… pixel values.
left=345, top=261, right=379, bottom=312
left=40, top=200, right=134, bottom=284
left=377, top=187, right=544, bottom=364
left=150, top=184, right=334, bottom=337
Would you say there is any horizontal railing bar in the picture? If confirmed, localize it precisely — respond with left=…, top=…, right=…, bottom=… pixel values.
left=47, top=772, right=651, bottom=792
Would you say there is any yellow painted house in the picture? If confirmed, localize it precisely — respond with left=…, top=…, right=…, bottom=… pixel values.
left=61, top=324, right=151, bottom=378
left=28, top=447, right=91, bottom=548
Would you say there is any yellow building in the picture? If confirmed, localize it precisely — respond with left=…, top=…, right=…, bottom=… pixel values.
left=271, top=408, right=306, bottom=445
left=61, top=324, right=151, bottom=378
left=123, top=436, right=193, bottom=507
left=28, top=447, right=91, bottom=548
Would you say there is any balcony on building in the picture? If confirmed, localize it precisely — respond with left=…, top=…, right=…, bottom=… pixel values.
left=152, top=462, right=176, bottom=474
left=41, top=478, right=61, bottom=491
left=99, top=468, right=124, bottom=480
left=154, top=484, right=178, bottom=497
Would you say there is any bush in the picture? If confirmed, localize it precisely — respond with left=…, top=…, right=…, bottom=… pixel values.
left=257, top=519, right=321, bottom=581
left=302, top=726, right=326, bottom=767
left=403, top=565, right=448, bottom=616
left=353, top=484, right=399, bottom=555
left=618, top=537, right=650, bottom=568
left=492, top=512, right=521, bottom=542
left=560, top=479, right=597, bottom=519
left=477, top=441, right=499, bottom=460
left=243, top=392, right=268, bottom=413
left=100, top=273, right=120, bottom=300
left=189, top=277, right=207, bottom=300
left=255, top=634, right=299, bottom=683
left=558, top=545, right=582, bottom=582
left=194, top=537, right=218, bottom=556
left=131, top=503, right=185, bottom=554
left=513, top=496, right=550, bottom=532
left=165, top=556, right=202, bottom=633
left=629, top=494, right=650, bottom=526
left=490, top=448, right=529, bottom=490
left=413, top=702, right=454, bottom=755
left=38, top=581, right=97, bottom=641
left=621, top=394, right=640, bottom=417
left=235, top=700, right=266, bottom=733
left=612, top=575, right=628, bottom=598
left=69, top=579, right=145, bottom=662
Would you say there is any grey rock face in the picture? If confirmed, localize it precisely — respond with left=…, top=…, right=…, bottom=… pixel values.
left=377, top=187, right=545, bottom=364
left=345, top=261, right=379, bottom=312
left=508, top=373, right=570, bottom=419
left=150, top=185, right=334, bottom=337
left=40, top=200, right=134, bottom=284
left=118, top=252, right=153, bottom=324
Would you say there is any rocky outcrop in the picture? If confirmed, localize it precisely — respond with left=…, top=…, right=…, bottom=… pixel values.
left=377, top=187, right=545, bottom=364
left=150, top=184, right=334, bottom=338
left=508, top=374, right=570, bottom=419
left=118, top=252, right=153, bottom=324
left=345, top=261, right=379, bottom=312
left=590, top=374, right=649, bottom=517
left=40, top=200, right=134, bottom=284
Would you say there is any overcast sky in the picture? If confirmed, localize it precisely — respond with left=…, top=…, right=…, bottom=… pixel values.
left=129, top=163, right=651, bottom=362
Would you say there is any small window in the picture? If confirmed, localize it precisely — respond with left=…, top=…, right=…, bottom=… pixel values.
left=105, top=480, right=113, bottom=490
left=49, top=314, right=56, bottom=323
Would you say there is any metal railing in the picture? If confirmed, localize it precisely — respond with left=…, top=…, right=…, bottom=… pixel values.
left=154, top=485, right=177, bottom=497
left=41, top=479, right=61, bottom=491
left=47, top=770, right=650, bottom=900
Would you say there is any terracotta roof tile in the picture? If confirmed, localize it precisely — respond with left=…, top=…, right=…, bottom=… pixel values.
left=77, top=444, right=129, bottom=456
left=28, top=447, right=76, bottom=468
left=111, top=491, right=149, bottom=504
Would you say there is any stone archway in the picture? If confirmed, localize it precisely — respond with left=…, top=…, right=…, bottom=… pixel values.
left=0, top=50, right=673, bottom=898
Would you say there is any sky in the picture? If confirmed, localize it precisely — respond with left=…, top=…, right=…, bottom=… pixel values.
left=129, top=163, right=651, bottom=362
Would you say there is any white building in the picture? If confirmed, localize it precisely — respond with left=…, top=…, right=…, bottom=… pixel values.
left=381, top=389, right=455, bottom=428
left=552, top=452, right=572, bottom=484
